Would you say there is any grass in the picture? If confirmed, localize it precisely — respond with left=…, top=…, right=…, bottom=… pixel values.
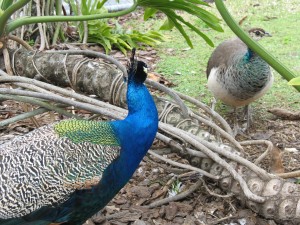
left=136, top=0, right=300, bottom=114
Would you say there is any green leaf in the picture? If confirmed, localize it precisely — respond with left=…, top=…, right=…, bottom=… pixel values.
left=160, top=18, right=175, bottom=30
left=81, top=0, right=89, bottom=15
left=186, top=0, right=209, bottom=6
left=1, top=0, right=13, bottom=10
left=137, top=0, right=222, bottom=47
left=174, top=13, right=214, bottom=47
left=147, top=31, right=164, bottom=41
left=144, top=8, right=158, bottom=20
left=166, top=14, right=193, bottom=48
left=288, top=77, right=300, bottom=86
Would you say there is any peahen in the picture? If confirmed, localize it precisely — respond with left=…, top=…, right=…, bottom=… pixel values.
left=206, top=28, right=274, bottom=134
left=0, top=49, right=158, bottom=225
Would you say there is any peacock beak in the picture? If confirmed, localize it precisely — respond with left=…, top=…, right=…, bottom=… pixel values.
left=143, top=66, right=148, bottom=74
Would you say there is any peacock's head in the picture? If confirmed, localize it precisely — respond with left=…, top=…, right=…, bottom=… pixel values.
left=248, top=28, right=272, bottom=41
left=127, top=48, right=148, bottom=84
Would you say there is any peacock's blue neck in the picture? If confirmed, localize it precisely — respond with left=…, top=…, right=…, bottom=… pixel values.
left=111, top=81, right=158, bottom=183
left=98, top=80, right=158, bottom=190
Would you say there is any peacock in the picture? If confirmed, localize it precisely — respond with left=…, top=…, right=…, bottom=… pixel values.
left=0, top=49, right=159, bottom=225
left=206, top=28, right=274, bottom=134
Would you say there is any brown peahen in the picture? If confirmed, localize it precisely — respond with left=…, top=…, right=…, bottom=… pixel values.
left=206, top=28, right=274, bottom=135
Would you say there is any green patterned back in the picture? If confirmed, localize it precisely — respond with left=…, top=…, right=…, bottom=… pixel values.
left=54, top=120, right=120, bottom=146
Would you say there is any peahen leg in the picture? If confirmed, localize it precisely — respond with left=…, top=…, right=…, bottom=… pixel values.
left=232, top=107, right=240, bottom=137
left=209, top=97, right=223, bottom=142
left=211, top=97, right=217, bottom=112
left=243, top=104, right=252, bottom=131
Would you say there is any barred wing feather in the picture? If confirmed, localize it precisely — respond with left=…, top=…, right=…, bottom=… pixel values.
left=0, top=120, right=120, bottom=219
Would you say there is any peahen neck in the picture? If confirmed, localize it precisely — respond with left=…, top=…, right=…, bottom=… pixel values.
left=243, top=48, right=255, bottom=62
left=234, top=47, right=271, bottom=96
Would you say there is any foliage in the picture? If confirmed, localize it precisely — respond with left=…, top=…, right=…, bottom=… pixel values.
left=0, top=0, right=223, bottom=50
left=138, top=0, right=223, bottom=47
left=85, top=19, right=163, bottom=54
left=168, top=179, right=183, bottom=197
left=0, top=0, right=13, bottom=16
left=69, top=0, right=163, bottom=54
left=71, top=0, right=223, bottom=49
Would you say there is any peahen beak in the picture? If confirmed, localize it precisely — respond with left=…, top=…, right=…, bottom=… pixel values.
left=264, top=32, right=272, bottom=37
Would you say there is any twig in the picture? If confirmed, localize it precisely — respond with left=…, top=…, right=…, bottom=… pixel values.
left=146, top=79, right=189, bottom=118
left=268, top=108, right=300, bottom=120
left=146, top=180, right=202, bottom=209
left=178, top=171, right=200, bottom=179
left=148, top=150, right=218, bottom=180
left=211, top=215, right=236, bottom=225
left=8, top=34, right=33, bottom=50
left=277, top=170, right=300, bottom=179
left=190, top=112, right=243, bottom=151
left=105, top=211, right=128, bottom=220
left=200, top=177, right=234, bottom=198
left=174, top=90, right=233, bottom=135
left=157, top=119, right=273, bottom=181
left=35, top=0, right=46, bottom=51
left=0, top=88, right=124, bottom=120
left=3, top=48, right=13, bottom=75
left=0, top=72, right=126, bottom=115
left=0, top=107, right=49, bottom=127
left=75, top=0, right=88, bottom=44
left=240, top=140, right=273, bottom=165
left=0, top=94, right=81, bottom=121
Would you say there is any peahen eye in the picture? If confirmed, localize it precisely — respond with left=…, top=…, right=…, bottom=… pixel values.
left=255, top=31, right=261, bottom=36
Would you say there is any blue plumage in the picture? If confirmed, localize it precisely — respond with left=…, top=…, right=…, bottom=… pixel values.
left=0, top=49, right=158, bottom=225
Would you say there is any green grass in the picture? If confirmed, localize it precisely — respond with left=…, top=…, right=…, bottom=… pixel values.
left=139, top=0, right=300, bottom=112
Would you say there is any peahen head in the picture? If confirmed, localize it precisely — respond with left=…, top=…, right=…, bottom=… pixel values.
left=127, top=48, right=148, bottom=84
left=248, top=28, right=271, bottom=41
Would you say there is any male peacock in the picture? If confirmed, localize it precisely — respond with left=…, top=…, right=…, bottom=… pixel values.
left=0, top=49, right=158, bottom=225
left=206, top=28, right=274, bottom=134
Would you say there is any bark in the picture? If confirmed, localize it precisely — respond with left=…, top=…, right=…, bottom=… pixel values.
left=2, top=48, right=300, bottom=224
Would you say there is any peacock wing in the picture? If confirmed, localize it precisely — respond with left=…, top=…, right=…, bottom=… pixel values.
left=0, top=120, right=121, bottom=220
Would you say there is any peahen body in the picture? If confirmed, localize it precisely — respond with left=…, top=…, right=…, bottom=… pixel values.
left=206, top=28, right=274, bottom=133
left=0, top=49, right=158, bottom=225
